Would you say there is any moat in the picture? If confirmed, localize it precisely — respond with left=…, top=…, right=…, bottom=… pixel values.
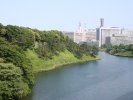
left=23, top=52, right=133, bottom=100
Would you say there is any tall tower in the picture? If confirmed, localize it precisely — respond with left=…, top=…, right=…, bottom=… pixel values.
left=78, top=21, right=84, bottom=33
left=100, top=18, right=104, bottom=27
left=78, top=21, right=86, bottom=33
left=78, top=21, right=82, bottom=33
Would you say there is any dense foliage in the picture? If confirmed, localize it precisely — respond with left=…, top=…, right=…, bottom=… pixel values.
left=0, top=24, right=35, bottom=100
left=33, top=30, right=98, bottom=59
left=0, top=63, right=30, bottom=100
left=104, top=44, right=133, bottom=55
left=0, top=23, right=98, bottom=99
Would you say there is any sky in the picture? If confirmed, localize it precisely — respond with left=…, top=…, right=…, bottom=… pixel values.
left=0, top=0, right=133, bottom=31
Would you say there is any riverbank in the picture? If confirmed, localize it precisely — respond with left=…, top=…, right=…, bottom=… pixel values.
left=104, top=44, right=133, bottom=57
left=115, top=51, right=133, bottom=57
left=26, top=50, right=100, bottom=73
left=23, top=52, right=133, bottom=100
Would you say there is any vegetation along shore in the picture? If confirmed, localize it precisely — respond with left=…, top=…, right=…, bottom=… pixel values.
left=0, top=23, right=99, bottom=100
left=103, top=44, right=133, bottom=57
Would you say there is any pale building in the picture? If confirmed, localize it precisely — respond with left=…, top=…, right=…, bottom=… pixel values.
left=63, top=18, right=133, bottom=47
left=97, top=27, right=121, bottom=47
left=110, top=36, right=133, bottom=45
left=96, top=19, right=133, bottom=47
left=74, top=22, right=96, bottom=44
left=86, top=29, right=96, bottom=41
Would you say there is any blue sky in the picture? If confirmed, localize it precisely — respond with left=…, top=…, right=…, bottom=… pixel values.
left=0, top=0, right=133, bottom=31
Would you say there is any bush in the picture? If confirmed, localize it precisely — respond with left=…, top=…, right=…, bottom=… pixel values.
left=0, top=63, right=30, bottom=100
left=0, top=44, right=34, bottom=100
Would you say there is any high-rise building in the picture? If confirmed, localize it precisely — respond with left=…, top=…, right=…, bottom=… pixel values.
left=96, top=19, right=133, bottom=47
left=100, top=18, right=104, bottom=27
left=63, top=18, right=133, bottom=47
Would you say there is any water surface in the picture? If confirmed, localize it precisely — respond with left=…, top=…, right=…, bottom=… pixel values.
left=23, top=52, right=133, bottom=100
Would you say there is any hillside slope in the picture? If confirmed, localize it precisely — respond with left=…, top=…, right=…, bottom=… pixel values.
left=0, top=24, right=99, bottom=100
left=26, top=49, right=99, bottom=72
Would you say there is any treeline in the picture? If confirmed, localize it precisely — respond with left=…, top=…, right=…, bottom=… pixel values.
left=0, top=24, right=34, bottom=100
left=0, top=23, right=98, bottom=100
left=33, top=30, right=98, bottom=59
left=103, top=44, right=133, bottom=54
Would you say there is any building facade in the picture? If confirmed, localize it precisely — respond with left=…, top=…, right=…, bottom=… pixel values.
left=63, top=22, right=97, bottom=45
left=96, top=19, right=133, bottom=47
left=63, top=19, right=133, bottom=47
left=74, top=22, right=97, bottom=44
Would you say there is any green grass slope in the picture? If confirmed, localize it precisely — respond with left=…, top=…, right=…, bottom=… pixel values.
left=26, top=49, right=100, bottom=72
left=115, top=51, right=133, bottom=57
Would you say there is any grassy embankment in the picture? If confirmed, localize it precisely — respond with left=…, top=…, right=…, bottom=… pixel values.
left=115, top=51, right=133, bottom=57
left=26, top=49, right=100, bottom=72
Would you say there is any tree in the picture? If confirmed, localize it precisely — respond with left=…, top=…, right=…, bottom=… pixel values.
left=0, top=63, right=30, bottom=100
left=0, top=44, right=34, bottom=100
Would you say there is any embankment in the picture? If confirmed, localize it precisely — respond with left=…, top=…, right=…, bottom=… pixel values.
left=26, top=50, right=100, bottom=73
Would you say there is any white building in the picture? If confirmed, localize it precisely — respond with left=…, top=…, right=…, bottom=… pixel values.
left=96, top=19, right=133, bottom=47
left=63, top=18, right=133, bottom=47
left=63, top=22, right=97, bottom=45
left=97, top=27, right=121, bottom=47
left=110, top=36, right=133, bottom=45
left=74, top=22, right=97, bottom=44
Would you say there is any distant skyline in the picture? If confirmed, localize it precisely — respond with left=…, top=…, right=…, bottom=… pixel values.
left=0, top=0, right=133, bottom=31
